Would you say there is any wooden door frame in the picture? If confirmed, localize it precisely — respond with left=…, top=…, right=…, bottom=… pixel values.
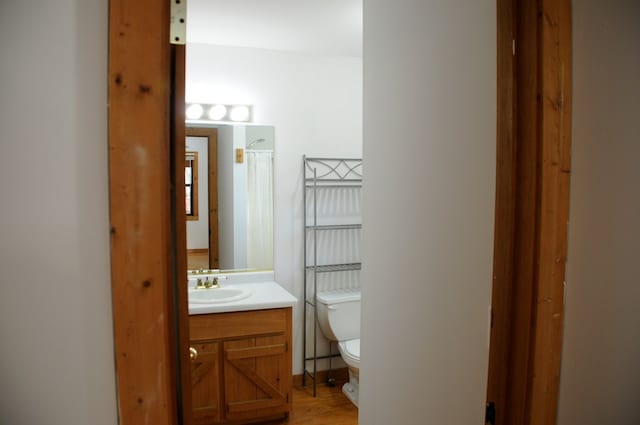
left=186, top=126, right=220, bottom=269
left=487, top=0, right=572, bottom=424
left=107, top=1, right=571, bottom=425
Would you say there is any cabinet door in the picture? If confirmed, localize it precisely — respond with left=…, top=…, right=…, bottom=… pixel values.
left=191, top=341, right=222, bottom=424
left=223, top=334, right=291, bottom=422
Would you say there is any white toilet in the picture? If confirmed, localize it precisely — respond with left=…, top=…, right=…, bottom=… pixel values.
left=316, top=289, right=361, bottom=406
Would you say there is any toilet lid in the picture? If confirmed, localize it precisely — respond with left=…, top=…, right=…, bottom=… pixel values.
left=339, top=339, right=360, bottom=360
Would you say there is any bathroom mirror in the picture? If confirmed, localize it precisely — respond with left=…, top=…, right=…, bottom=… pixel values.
left=186, top=123, right=274, bottom=273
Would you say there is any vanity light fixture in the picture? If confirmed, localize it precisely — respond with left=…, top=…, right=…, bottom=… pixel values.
left=185, top=103, right=253, bottom=123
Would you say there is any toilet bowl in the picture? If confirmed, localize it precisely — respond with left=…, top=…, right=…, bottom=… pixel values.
left=337, top=338, right=360, bottom=405
left=316, top=289, right=361, bottom=406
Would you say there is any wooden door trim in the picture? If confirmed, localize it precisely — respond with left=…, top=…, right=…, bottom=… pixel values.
left=486, top=0, right=517, bottom=422
left=487, top=0, right=572, bottom=424
left=186, top=126, right=219, bottom=269
left=172, top=45, right=193, bottom=425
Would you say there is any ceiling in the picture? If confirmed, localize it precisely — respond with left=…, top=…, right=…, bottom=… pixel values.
left=186, top=0, right=363, bottom=57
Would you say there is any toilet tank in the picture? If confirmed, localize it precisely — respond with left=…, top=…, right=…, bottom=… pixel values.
left=316, top=289, right=361, bottom=342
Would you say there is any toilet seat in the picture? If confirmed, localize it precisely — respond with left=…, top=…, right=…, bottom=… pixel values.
left=338, top=339, right=360, bottom=368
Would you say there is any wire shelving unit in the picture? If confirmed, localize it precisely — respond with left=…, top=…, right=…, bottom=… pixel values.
left=302, top=156, right=363, bottom=396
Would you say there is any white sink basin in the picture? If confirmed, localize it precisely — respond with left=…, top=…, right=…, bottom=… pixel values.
left=189, top=287, right=253, bottom=304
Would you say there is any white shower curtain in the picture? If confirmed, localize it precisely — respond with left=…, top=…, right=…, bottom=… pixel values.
left=246, top=150, right=274, bottom=269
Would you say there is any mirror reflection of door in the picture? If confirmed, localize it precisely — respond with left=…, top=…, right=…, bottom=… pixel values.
left=186, top=127, right=219, bottom=270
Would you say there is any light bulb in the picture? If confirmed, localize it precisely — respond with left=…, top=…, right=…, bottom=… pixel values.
left=185, top=104, right=204, bottom=120
left=208, top=104, right=227, bottom=121
left=230, top=105, right=250, bottom=122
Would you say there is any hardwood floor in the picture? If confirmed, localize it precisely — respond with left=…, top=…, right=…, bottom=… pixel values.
left=263, top=381, right=358, bottom=425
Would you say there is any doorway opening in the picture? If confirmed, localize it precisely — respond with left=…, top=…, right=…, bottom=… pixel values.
left=107, top=1, right=571, bottom=425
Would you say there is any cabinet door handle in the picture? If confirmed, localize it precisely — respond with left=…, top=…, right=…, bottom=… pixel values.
left=189, top=346, right=198, bottom=361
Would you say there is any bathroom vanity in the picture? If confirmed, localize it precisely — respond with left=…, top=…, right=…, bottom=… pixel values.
left=188, top=277, right=296, bottom=425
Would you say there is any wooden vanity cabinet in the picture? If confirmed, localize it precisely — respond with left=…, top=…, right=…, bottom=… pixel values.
left=189, top=307, right=293, bottom=424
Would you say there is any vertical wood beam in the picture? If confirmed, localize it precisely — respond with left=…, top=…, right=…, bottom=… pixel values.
left=108, top=1, right=178, bottom=424
left=528, top=0, right=572, bottom=423
left=486, top=1, right=516, bottom=423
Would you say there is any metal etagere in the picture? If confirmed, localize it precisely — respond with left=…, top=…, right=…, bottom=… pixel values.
left=302, top=156, right=363, bottom=396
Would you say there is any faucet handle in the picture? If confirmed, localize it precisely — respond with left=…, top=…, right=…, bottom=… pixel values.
left=213, top=275, right=228, bottom=288
left=196, top=278, right=205, bottom=289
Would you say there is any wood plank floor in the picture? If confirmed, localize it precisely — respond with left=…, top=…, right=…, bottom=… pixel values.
left=263, top=382, right=358, bottom=425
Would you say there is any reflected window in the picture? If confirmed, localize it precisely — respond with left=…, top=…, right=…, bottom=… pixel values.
left=185, top=152, right=199, bottom=220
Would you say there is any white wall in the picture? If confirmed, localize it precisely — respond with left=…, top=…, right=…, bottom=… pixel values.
left=246, top=125, right=275, bottom=151
left=558, top=1, right=640, bottom=424
left=359, top=0, right=496, bottom=423
left=187, top=44, right=363, bottom=373
left=0, top=2, right=118, bottom=425
left=186, top=137, right=209, bottom=250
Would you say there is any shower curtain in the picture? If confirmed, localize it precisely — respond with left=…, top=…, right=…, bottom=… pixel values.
left=246, top=150, right=274, bottom=270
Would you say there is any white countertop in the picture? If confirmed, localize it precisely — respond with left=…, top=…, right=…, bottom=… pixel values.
left=188, top=280, right=297, bottom=315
